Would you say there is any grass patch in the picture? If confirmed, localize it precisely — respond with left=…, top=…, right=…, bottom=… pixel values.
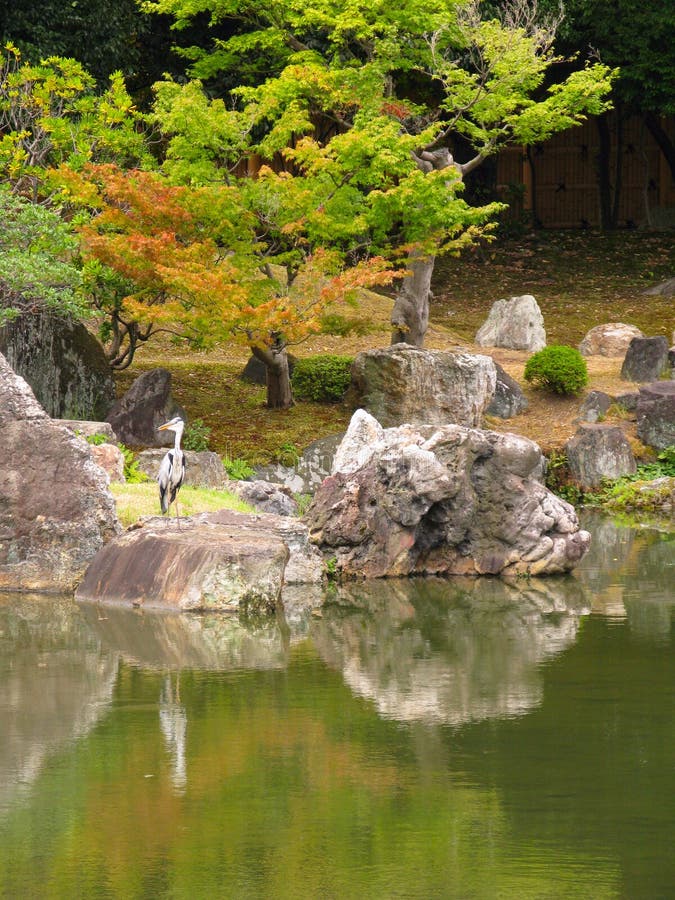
left=110, top=482, right=253, bottom=527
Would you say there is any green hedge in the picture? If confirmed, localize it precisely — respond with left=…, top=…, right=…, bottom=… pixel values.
left=291, top=355, right=354, bottom=402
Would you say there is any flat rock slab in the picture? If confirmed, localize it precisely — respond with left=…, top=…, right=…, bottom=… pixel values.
left=76, top=509, right=324, bottom=613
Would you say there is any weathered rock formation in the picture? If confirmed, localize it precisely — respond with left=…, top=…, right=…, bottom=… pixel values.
left=350, top=344, right=496, bottom=428
left=305, top=410, right=590, bottom=578
left=0, top=353, right=120, bottom=592
left=620, top=335, right=670, bottom=382
left=76, top=509, right=324, bottom=613
left=578, top=322, right=644, bottom=357
left=565, top=424, right=636, bottom=488
left=636, top=381, right=675, bottom=450
left=475, top=294, right=546, bottom=352
left=0, top=310, right=115, bottom=419
left=106, top=368, right=187, bottom=448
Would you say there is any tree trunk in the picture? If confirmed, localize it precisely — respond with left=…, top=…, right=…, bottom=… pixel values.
left=644, top=111, right=675, bottom=182
left=390, top=147, right=461, bottom=348
left=390, top=252, right=434, bottom=346
left=251, top=343, right=293, bottom=409
left=596, top=113, right=619, bottom=230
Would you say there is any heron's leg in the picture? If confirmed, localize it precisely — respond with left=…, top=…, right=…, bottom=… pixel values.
left=175, top=498, right=182, bottom=531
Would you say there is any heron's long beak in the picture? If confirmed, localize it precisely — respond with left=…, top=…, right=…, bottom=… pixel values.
left=158, top=422, right=171, bottom=431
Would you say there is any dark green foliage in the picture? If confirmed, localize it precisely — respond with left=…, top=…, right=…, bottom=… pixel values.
left=524, top=345, right=589, bottom=396
left=291, top=355, right=353, bottom=403
left=183, top=418, right=211, bottom=451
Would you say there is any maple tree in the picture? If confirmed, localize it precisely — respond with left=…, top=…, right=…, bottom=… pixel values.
left=144, top=0, right=615, bottom=345
left=57, top=163, right=393, bottom=405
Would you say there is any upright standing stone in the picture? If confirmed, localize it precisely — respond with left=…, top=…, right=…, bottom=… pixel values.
left=475, top=294, right=546, bottom=352
left=636, top=382, right=675, bottom=450
left=0, top=310, right=115, bottom=419
left=0, top=353, right=120, bottom=592
left=565, top=424, right=636, bottom=488
left=106, top=368, right=187, bottom=447
left=620, top=336, right=669, bottom=382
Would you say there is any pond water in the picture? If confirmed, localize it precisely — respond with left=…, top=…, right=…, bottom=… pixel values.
left=0, top=514, right=673, bottom=899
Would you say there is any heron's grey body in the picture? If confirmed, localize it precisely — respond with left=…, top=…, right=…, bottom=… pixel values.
left=157, top=417, right=186, bottom=517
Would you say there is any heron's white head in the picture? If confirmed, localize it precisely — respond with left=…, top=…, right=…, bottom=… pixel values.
left=158, top=416, right=185, bottom=434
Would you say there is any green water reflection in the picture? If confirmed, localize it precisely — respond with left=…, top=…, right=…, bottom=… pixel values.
left=0, top=516, right=673, bottom=899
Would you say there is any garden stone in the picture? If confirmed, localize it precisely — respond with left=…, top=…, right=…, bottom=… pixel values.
left=620, top=336, right=669, bottom=382
left=76, top=509, right=324, bottom=612
left=59, top=420, right=117, bottom=442
left=350, top=344, right=496, bottom=428
left=486, top=362, right=528, bottom=418
left=636, top=381, right=675, bottom=450
left=576, top=390, right=612, bottom=423
left=254, top=433, right=344, bottom=494
left=0, top=352, right=120, bottom=592
left=106, top=368, right=187, bottom=448
left=614, top=392, right=639, bottom=413
left=90, top=443, right=126, bottom=483
left=137, top=449, right=228, bottom=488
left=565, top=424, right=636, bottom=488
left=643, top=277, right=675, bottom=297
left=578, top=322, right=644, bottom=357
left=230, top=480, right=298, bottom=516
left=475, top=294, right=546, bottom=352
left=305, top=410, right=590, bottom=578
left=0, top=309, right=115, bottom=419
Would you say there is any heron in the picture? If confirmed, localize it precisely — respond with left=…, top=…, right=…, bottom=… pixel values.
left=157, top=416, right=186, bottom=525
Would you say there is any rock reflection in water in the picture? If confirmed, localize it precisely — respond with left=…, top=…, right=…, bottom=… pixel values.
left=79, top=604, right=290, bottom=671
left=578, top=512, right=675, bottom=636
left=311, top=576, right=590, bottom=726
left=0, top=595, right=118, bottom=812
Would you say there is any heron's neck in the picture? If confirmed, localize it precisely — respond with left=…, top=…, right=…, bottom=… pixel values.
left=173, top=427, right=183, bottom=451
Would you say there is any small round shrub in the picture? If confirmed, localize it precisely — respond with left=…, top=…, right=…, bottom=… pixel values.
left=291, top=355, right=353, bottom=402
left=524, top=345, right=589, bottom=396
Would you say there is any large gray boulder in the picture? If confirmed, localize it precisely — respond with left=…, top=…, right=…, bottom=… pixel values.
left=306, top=411, right=590, bottom=578
left=620, top=336, right=670, bottom=382
left=0, top=310, right=115, bottom=419
left=475, top=294, right=546, bottom=352
left=0, top=353, right=120, bottom=592
left=636, top=381, right=675, bottom=450
left=106, top=368, right=187, bottom=448
left=350, top=344, right=496, bottom=428
left=76, top=509, right=324, bottom=613
left=565, top=424, right=636, bottom=488
left=137, top=449, right=228, bottom=488
left=579, top=323, right=644, bottom=357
